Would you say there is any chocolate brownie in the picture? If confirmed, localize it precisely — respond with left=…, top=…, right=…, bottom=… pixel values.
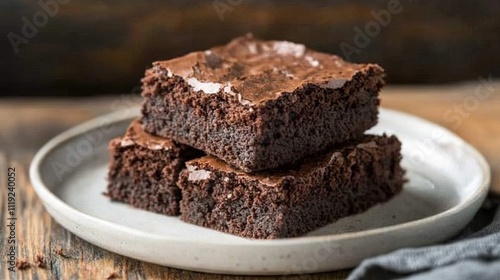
left=107, top=119, right=201, bottom=216
left=141, top=34, right=385, bottom=172
left=177, top=135, right=404, bottom=239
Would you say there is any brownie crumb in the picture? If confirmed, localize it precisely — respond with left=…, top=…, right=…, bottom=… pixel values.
left=106, top=272, right=119, bottom=279
left=16, top=259, right=30, bottom=270
left=54, top=248, right=65, bottom=257
left=35, top=254, right=46, bottom=268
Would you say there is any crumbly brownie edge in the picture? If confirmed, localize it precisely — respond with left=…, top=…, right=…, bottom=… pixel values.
left=107, top=138, right=184, bottom=215
left=141, top=65, right=384, bottom=172
left=107, top=124, right=203, bottom=216
left=177, top=135, right=405, bottom=239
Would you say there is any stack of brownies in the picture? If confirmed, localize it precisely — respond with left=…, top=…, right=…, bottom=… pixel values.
left=107, top=34, right=405, bottom=239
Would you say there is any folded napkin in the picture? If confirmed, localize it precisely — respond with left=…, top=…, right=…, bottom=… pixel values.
left=348, top=198, right=500, bottom=280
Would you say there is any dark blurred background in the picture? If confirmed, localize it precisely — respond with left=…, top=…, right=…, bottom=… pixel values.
left=1, top=0, right=499, bottom=96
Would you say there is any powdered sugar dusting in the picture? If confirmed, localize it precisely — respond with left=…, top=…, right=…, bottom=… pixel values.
left=273, top=41, right=306, bottom=57
left=237, top=93, right=252, bottom=106
left=188, top=169, right=212, bottom=181
left=273, top=67, right=295, bottom=79
left=187, top=77, right=222, bottom=94
left=247, top=42, right=257, bottom=54
left=149, top=144, right=167, bottom=150
left=120, top=138, right=134, bottom=147
left=305, top=55, right=320, bottom=67
left=282, top=70, right=295, bottom=79
left=223, top=83, right=235, bottom=95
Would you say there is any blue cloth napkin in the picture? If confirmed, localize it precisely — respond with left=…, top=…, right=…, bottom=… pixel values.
left=348, top=199, right=500, bottom=280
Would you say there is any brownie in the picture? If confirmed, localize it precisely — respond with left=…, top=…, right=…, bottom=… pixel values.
left=141, top=34, right=385, bottom=172
left=177, top=135, right=404, bottom=239
left=107, top=119, right=201, bottom=216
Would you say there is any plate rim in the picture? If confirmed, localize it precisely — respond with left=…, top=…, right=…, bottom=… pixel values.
left=29, top=107, right=491, bottom=247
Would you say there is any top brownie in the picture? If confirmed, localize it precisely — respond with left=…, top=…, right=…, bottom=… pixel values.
left=141, top=34, right=384, bottom=172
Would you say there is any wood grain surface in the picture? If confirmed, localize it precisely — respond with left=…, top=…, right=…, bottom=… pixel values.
left=0, top=82, right=499, bottom=279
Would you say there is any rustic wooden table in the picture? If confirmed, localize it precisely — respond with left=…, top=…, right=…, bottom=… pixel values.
left=1, top=82, right=499, bottom=279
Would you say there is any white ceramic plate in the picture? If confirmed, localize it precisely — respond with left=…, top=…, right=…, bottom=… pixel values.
left=30, top=107, right=490, bottom=275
